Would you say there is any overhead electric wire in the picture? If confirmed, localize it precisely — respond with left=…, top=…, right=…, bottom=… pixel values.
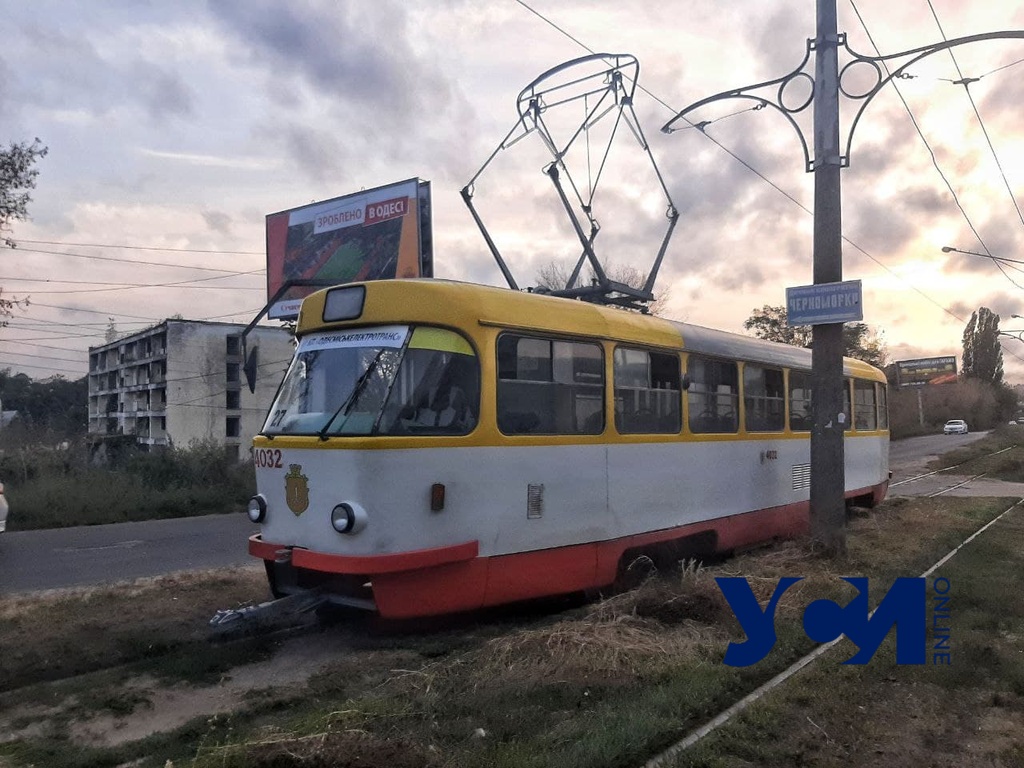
left=0, top=338, right=96, bottom=355
left=849, top=1, right=1024, bottom=298
left=15, top=238, right=263, bottom=255
left=16, top=270, right=266, bottom=295
left=0, top=349, right=94, bottom=365
left=0, top=360, right=88, bottom=375
left=927, top=0, right=1024, bottom=233
left=507, top=0, right=811, bottom=217
left=515, top=0, right=968, bottom=322
left=515, top=0, right=1024, bottom=367
left=0, top=274, right=260, bottom=288
left=11, top=246, right=264, bottom=274
left=976, top=56, right=1024, bottom=79
left=844, top=0, right=1024, bottom=363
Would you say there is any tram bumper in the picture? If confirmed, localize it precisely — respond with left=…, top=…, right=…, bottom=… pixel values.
left=249, top=534, right=483, bottom=619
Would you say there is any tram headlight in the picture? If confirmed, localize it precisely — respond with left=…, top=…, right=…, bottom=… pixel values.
left=247, top=494, right=268, bottom=523
left=330, top=502, right=368, bottom=535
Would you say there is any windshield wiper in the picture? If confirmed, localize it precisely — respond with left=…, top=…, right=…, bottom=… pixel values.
left=318, top=350, right=386, bottom=440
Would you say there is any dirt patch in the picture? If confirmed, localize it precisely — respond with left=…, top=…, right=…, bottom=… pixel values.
left=68, top=631, right=356, bottom=748
left=3, top=491, right=1023, bottom=768
left=0, top=565, right=267, bottom=692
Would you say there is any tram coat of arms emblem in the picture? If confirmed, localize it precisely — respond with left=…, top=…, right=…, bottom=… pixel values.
left=284, top=464, right=310, bottom=516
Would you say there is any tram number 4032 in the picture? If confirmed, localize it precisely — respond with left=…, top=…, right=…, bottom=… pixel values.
left=255, top=448, right=284, bottom=468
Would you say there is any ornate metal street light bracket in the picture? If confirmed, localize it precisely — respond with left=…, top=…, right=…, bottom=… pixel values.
left=662, top=30, right=1024, bottom=172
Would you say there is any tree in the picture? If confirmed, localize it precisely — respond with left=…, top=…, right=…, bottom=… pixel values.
left=1, top=138, right=47, bottom=323
left=743, top=305, right=888, bottom=367
left=1, top=138, right=48, bottom=248
left=534, top=260, right=671, bottom=316
left=961, top=306, right=1003, bottom=385
left=0, top=368, right=88, bottom=439
left=743, top=305, right=811, bottom=347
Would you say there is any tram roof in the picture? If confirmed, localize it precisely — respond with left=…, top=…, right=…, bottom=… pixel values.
left=297, top=279, right=884, bottom=380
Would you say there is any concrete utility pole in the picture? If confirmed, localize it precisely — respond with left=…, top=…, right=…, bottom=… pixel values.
left=663, top=3, right=1024, bottom=556
left=809, top=0, right=847, bottom=554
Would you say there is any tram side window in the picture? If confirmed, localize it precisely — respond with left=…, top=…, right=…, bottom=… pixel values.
left=854, top=379, right=878, bottom=431
left=877, top=383, right=889, bottom=429
left=497, top=334, right=604, bottom=435
left=789, top=370, right=812, bottom=432
left=613, top=347, right=681, bottom=434
left=743, top=364, right=785, bottom=432
left=687, top=356, right=739, bottom=433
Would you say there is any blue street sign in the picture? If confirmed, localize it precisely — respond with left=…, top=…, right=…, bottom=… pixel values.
left=786, top=280, right=863, bottom=325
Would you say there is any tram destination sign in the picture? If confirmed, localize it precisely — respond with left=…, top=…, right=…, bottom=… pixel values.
left=785, top=279, right=863, bottom=326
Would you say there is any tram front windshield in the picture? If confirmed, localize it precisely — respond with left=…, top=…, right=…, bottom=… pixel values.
left=262, top=325, right=479, bottom=437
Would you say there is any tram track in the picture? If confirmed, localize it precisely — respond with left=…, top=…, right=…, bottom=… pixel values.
left=643, top=496, right=1024, bottom=766
left=890, top=444, right=1016, bottom=489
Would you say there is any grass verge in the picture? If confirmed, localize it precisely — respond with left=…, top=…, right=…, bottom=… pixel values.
left=927, top=425, right=1024, bottom=481
left=0, top=495, right=1021, bottom=767
left=673, top=500, right=1024, bottom=767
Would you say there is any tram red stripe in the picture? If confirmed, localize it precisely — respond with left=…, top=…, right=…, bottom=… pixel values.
left=250, top=479, right=888, bottom=619
left=249, top=534, right=478, bottom=574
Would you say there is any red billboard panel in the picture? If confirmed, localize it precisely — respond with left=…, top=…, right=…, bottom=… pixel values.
left=265, top=179, right=433, bottom=319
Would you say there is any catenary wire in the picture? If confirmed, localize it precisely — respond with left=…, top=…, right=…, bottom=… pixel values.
left=516, top=0, right=1024, bottom=366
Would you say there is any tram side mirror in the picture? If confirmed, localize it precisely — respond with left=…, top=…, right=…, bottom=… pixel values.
left=243, top=343, right=259, bottom=393
left=681, top=373, right=691, bottom=391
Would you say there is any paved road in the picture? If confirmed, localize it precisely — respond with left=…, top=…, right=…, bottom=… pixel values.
left=0, top=513, right=258, bottom=595
left=2, top=431, right=1019, bottom=596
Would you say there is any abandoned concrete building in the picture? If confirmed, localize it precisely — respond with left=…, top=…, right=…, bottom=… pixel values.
left=87, top=319, right=293, bottom=460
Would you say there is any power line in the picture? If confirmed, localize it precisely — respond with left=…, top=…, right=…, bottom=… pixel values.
left=846, top=0, right=1024, bottom=295
left=847, top=2, right=1024, bottom=303
left=514, top=0, right=813, bottom=216
left=14, top=238, right=263, bottom=255
left=515, top=0, right=1024, bottom=369
left=0, top=360, right=87, bottom=375
left=0, top=338, right=94, bottom=354
left=26, top=302, right=163, bottom=322
left=18, top=270, right=266, bottom=295
left=0, top=349, right=90, bottom=365
left=11, top=246, right=265, bottom=274
left=514, top=2, right=959, bottom=318
left=0, top=274, right=261, bottom=288
left=927, top=1, right=1024, bottom=233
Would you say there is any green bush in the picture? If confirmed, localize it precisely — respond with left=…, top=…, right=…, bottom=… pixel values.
left=3, top=440, right=255, bottom=531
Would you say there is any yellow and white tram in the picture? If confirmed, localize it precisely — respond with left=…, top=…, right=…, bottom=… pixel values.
left=247, top=279, right=889, bottom=618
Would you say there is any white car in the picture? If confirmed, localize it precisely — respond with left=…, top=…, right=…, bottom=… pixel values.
left=943, top=419, right=968, bottom=435
left=0, top=481, right=7, bottom=533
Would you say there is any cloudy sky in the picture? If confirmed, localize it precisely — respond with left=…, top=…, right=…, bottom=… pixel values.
left=5, top=0, right=1024, bottom=383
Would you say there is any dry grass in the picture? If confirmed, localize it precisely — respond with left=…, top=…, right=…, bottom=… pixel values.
left=0, top=565, right=267, bottom=692
left=468, top=564, right=733, bottom=685
left=4, top=493, right=1022, bottom=768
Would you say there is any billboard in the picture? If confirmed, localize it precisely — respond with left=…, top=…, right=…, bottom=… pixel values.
left=265, top=178, right=433, bottom=319
left=896, top=356, right=958, bottom=388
